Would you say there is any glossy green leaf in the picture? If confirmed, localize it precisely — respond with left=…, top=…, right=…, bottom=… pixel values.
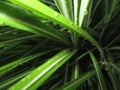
left=54, top=0, right=73, bottom=20
left=8, top=0, right=101, bottom=51
left=56, top=69, right=96, bottom=90
left=73, top=0, right=81, bottom=25
left=109, top=46, right=120, bottom=50
left=71, top=62, right=80, bottom=80
left=54, top=0, right=78, bottom=48
left=0, top=69, right=31, bottom=89
left=63, top=62, right=69, bottom=84
left=0, top=49, right=54, bottom=76
left=78, top=0, right=90, bottom=27
left=0, top=0, right=119, bottom=89
left=71, top=0, right=79, bottom=48
left=0, top=1, right=69, bottom=45
left=108, top=69, right=120, bottom=90
left=0, top=35, right=38, bottom=48
left=88, top=51, right=107, bottom=90
left=8, top=49, right=77, bottom=90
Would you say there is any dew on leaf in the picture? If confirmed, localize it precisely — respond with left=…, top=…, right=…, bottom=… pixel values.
left=68, top=30, right=71, bottom=33
left=53, top=12, right=59, bottom=17
left=10, top=87, right=14, bottom=90
left=0, top=21, right=4, bottom=25
left=19, top=61, right=22, bottom=65
left=70, top=22, right=73, bottom=26
left=21, top=78, right=26, bottom=82
left=84, top=10, right=88, bottom=15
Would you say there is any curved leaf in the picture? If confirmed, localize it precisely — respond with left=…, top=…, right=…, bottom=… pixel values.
left=0, top=1, right=69, bottom=45
left=88, top=51, right=107, bottom=90
left=8, top=49, right=77, bottom=90
left=56, top=69, right=96, bottom=90
left=0, top=49, right=55, bottom=76
left=8, top=0, right=101, bottom=51
left=0, top=35, right=38, bottom=48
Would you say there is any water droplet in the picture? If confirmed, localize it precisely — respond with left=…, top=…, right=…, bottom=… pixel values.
left=4, top=46, right=8, bottom=49
left=84, top=10, right=88, bottom=15
left=26, top=10, right=33, bottom=15
left=0, top=22, right=4, bottom=25
left=21, top=78, right=26, bottom=82
left=70, top=22, right=73, bottom=26
left=11, top=87, right=14, bottom=90
left=76, top=26, right=79, bottom=29
left=19, top=61, right=22, bottom=65
left=53, top=12, right=59, bottom=17
left=68, top=30, right=71, bottom=33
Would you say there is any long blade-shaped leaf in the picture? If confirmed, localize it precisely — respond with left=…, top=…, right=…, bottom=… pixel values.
left=0, top=49, right=55, bottom=76
left=8, top=0, right=101, bottom=51
left=54, top=0, right=79, bottom=48
left=71, top=62, right=80, bottom=80
left=0, top=1, right=69, bottom=45
left=0, top=54, right=38, bottom=76
left=88, top=51, right=107, bottom=90
left=56, top=69, right=96, bottom=90
left=108, top=69, right=120, bottom=90
left=54, top=0, right=73, bottom=20
left=0, top=35, right=38, bottom=48
left=0, top=69, right=31, bottom=89
left=8, top=49, right=77, bottom=90
left=54, top=0, right=78, bottom=48
left=102, top=62, right=120, bottom=90
left=79, top=0, right=90, bottom=27
left=73, top=0, right=81, bottom=25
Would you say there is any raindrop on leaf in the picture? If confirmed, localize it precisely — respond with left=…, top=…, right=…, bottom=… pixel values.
left=21, top=78, right=26, bottom=82
left=68, top=30, right=71, bottom=33
left=0, top=21, right=4, bottom=25
left=70, top=22, right=73, bottom=26
left=84, top=10, right=88, bottom=15
left=11, top=87, right=14, bottom=90
left=53, top=12, right=59, bottom=17
left=19, top=61, right=22, bottom=65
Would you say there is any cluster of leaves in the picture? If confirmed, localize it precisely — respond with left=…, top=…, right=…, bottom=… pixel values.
left=0, top=0, right=120, bottom=90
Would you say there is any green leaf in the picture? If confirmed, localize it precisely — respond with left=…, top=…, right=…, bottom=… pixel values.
left=88, top=51, right=107, bottom=90
left=72, top=0, right=81, bottom=48
left=0, top=1, right=69, bottom=45
left=73, top=0, right=81, bottom=25
left=108, top=69, right=120, bottom=90
left=0, top=35, right=38, bottom=48
left=102, top=61, right=120, bottom=90
left=0, top=69, right=31, bottom=89
left=71, top=62, right=80, bottom=80
left=56, top=69, right=96, bottom=90
left=76, top=51, right=88, bottom=62
left=8, top=0, right=101, bottom=51
left=106, top=35, right=120, bottom=48
left=54, top=0, right=73, bottom=20
left=8, top=49, right=77, bottom=90
left=0, top=49, right=54, bottom=76
left=78, top=0, right=90, bottom=27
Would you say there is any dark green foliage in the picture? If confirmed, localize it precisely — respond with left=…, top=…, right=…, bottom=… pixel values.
left=0, top=0, right=120, bottom=90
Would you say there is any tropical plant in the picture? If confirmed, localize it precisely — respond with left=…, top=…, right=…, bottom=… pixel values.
left=0, top=0, right=120, bottom=90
